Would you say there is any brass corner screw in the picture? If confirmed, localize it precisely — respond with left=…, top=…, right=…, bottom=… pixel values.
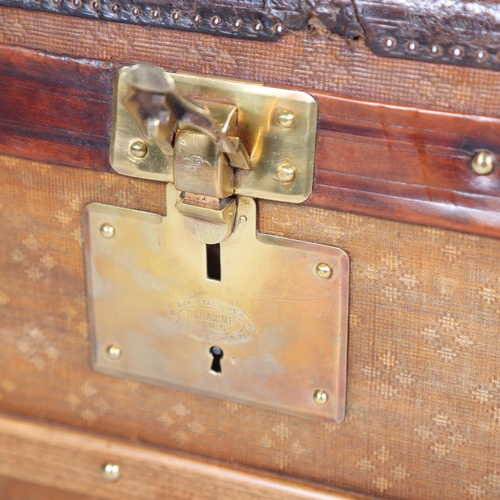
left=106, top=344, right=122, bottom=360
left=315, top=263, right=332, bottom=280
left=276, top=109, right=294, bottom=128
left=100, top=223, right=115, bottom=239
left=313, top=390, right=329, bottom=406
left=276, top=164, right=296, bottom=183
left=129, top=139, right=148, bottom=159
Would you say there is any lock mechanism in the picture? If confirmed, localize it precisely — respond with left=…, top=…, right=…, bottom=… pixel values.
left=84, top=66, right=349, bottom=423
left=110, top=64, right=317, bottom=243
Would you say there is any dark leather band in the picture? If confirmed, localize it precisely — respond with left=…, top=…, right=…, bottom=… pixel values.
left=0, top=0, right=363, bottom=42
left=0, top=0, right=499, bottom=71
left=359, top=0, right=500, bottom=71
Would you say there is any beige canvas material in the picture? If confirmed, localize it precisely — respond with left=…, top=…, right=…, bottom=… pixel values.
left=1, top=155, right=499, bottom=499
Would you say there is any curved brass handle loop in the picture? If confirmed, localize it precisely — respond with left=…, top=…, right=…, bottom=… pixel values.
left=122, top=63, right=238, bottom=156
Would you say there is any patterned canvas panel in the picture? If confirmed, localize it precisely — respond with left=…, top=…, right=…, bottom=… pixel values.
left=1, top=155, right=500, bottom=499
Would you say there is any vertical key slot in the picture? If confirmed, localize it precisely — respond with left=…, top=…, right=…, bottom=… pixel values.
left=206, top=243, right=221, bottom=281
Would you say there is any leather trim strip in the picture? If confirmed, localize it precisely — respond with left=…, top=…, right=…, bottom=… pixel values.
left=0, top=0, right=363, bottom=41
left=358, top=0, right=500, bottom=72
left=1, top=0, right=500, bottom=71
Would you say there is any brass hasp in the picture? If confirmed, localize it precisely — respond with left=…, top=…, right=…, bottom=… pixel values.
left=110, top=63, right=318, bottom=243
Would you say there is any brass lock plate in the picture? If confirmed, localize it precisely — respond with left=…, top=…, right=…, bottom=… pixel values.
left=110, top=68, right=318, bottom=203
left=84, top=185, right=349, bottom=423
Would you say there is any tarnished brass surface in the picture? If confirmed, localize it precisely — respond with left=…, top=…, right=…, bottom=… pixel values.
left=84, top=184, right=349, bottom=423
left=176, top=194, right=237, bottom=244
left=110, top=67, right=317, bottom=203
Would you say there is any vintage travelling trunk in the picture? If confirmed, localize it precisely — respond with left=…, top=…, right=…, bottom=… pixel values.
left=2, top=1, right=500, bottom=499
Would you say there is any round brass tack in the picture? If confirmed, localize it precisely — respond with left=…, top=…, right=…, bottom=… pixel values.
left=276, top=164, right=296, bottom=184
left=106, top=344, right=122, bottom=360
left=315, top=263, right=332, bottom=280
left=471, top=150, right=495, bottom=176
left=100, top=223, right=115, bottom=239
left=313, top=390, right=329, bottom=406
left=102, top=463, right=121, bottom=482
left=129, top=139, right=148, bottom=159
left=276, top=109, right=294, bottom=128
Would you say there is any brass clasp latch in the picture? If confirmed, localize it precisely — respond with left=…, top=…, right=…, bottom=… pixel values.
left=110, top=63, right=318, bottom=243
left=87, top=66, right=348, bottom=423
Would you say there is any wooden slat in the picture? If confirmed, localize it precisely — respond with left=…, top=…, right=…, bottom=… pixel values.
left=0, top=413, right=365, bottom=500
left=3, top=42, right=500, bottom=238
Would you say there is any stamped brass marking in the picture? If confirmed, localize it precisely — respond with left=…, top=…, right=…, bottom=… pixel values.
left=84, top=185, right=349, bottom=423
left=168, top=298, right=255, bottom=344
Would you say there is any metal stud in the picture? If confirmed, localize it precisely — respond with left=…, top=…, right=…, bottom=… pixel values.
left=276, top=164, right=296, bottom=184
left=106, top=344, right=122, bottom=360
left=100, top=223, right=115, bottom=239
left=313, top=390, right=329, bottom=406
left=471, top=151, right=496, bottom=176
left=233, top=18, right=243, bottom=30
left=102, top=463, right=121, bottom=482
left=254, top=20, right=263, bottom=32
left=315, top=263, right=332, bottom=280
left=129, top=139, right=148, bottom=159
left=276, top=109, right=294, bottom=128
left=239, top=215, right=247, bottom=223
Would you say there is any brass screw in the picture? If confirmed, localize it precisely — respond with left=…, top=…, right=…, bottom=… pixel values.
left=277, top=164, right=296, bottom=183
left=106, top=344, right=122, bottom=360
left=313, top=390, right=329, bottom=406
left=471, top=151, right=495, bottom=175
left=129, top=139, right=148, bottom=159
left=102, top=463, right=121, bottom=482
left=276, top=109, right=294, bottom=128
left=100, top=223, right=115, bottom=239
left=315, top=263, right=332, bottom=280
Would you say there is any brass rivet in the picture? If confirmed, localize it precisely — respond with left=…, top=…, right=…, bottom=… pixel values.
left=239, top=215, right=247, bottom=223
left=276, top=109, right=294, bottom=128
left=471, top=151, right=495, bottom=175
left=315, top=263, right=332, bottom=280
left=102, top=463, right=121, bottom=482
left=106, top=344, right=122, bottom=360
left=129, top=139, right=148, bottom=159
left=100, top=223, right=115, bottom=239
left=277, top=164, right=296, bottom=183
left=313, top=390, right=329, bottom=406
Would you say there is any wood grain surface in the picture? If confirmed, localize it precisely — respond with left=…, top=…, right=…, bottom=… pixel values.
left=0, top=476, right=100, bottom=500
left=0, top=413, right=364, bottom=500
left=3, top=42, right=500, bottom=238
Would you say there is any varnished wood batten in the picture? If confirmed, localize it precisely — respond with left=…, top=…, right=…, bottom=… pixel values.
left=0, top=413, right=363, bottom=500
left=3, top=43, right=500, bottom=238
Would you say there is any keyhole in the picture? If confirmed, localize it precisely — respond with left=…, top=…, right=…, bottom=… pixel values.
left=209, top=346, right=224, bottom=375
